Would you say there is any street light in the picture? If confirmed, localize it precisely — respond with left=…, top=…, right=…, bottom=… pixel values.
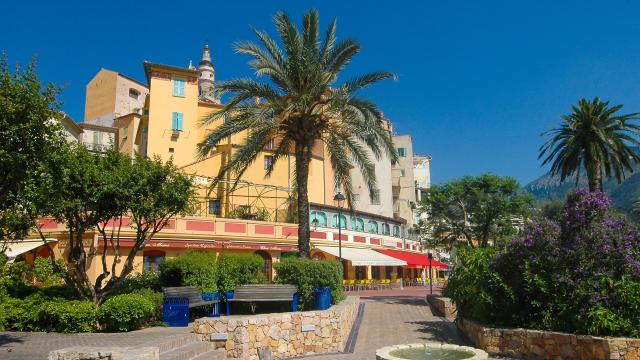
left=428, top=252, right=433, bottom=295
left=333, top=192, right=346, bottom=262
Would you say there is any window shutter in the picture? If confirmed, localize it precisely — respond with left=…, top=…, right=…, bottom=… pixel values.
left=177, top=113, right=183, bottom=130
left=173, top=80, right=178, bottom=96
left=172, top=112, right=177, bottom=130
left=180, top=80, right=185, bottom=97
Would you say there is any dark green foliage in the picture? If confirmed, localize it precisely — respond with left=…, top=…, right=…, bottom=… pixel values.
left=197, top=10, right=396, bottom=258
left=419, top=173, right=533, bottom=249
left=32, top=256, right=66, bottom=286
left=97, top=293, right=156, bottom=332
left=130, top=288, right=164, bottom=325
left=446, top=190, right=640, bottom=337
left=216, top=253, right=265, bottom=292
left=274, top=258, right=345, bottom=310
left=159, top=250, right=218, bottom=292
left=116, top=272, right=161, bottom=294
left=0, top=293, right=97, bottom=333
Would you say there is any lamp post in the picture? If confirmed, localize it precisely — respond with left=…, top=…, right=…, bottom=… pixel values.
left=333, top=192, right=345, bottom=262
left=428, top=252, right=433, bottom=295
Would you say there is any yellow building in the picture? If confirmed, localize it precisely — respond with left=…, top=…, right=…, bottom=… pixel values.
left=19, top=43, right=441, bottom=284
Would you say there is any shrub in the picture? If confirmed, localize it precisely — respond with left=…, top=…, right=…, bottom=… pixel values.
left=159, top=250, right=217, bottom=292
left=98, top=293, right=156, bottom=332
left=446, top=189, right=640, bottom=337
left=38, top=300, right=98, bottom=333
left=274, top=258, right=345, bottom=310
left=116, top=271, right=161, bottom=294
left=217, top=253, right=265, bottom=293
left=131, top=288, right=163, bottom=324
left=0, top=293, right=97, bottom=332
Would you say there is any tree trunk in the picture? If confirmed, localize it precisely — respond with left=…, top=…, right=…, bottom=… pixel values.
left=587, top=158, right=602, bottom=192
left=295, top=142, right=312, bottom=258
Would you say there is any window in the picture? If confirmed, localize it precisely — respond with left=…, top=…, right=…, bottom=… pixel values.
left=385, top=266, right=393, bottom=279
left=332, top=214, right=347, bottom=229
left=393, top=225, right=400, bottom=237
left=368, top=220, right=378, bottom=233
left=352, top=217, right=364, bottom=231
left=93, top=131, right=103, bottom=146
left=397, top=147, right=407, bottom=157
left=372, top=266, right=380, bottom=279
left=266, top=139, right=275, bottom=150
left=264, top=155, right=274, bottom=171
left=310, top=211, right=327, bottom=227
left=172, top=112, right=184, bottom=131
left=129, top=88, right=140, bottom=100
left=208, top=199, right=221, bottom=215
left=169, top=147, right=174, bottom=153
left=255, top=250, right=272, bottom=282
left=382, top=223, right=390, bottom=235
left=400, top=169, right=405, bottom=177
left=370, top=189, right=381, bottom=205
left=172, top=78, right=186, bottom=97
left=123, top=126, right=128, bottom=139
left=143, top=250, right=165, bottom=272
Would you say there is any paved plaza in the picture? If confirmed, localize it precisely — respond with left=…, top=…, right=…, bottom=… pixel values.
left=0, top=287, right=510, bottom=360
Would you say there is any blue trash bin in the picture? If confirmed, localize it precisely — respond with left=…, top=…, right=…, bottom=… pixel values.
left=313, top=287, right=331, bottom=310
left=163, top=296, right=189, bottom=327
left=224, top=291, right=234, bottom=316
left=202, top=292, right=221, bottom=317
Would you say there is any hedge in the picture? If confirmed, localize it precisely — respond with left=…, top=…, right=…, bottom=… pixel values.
left=98, top=293, right=156, bottom=332
left=274, top=258, right=345, bottom=310
left=159, top=250, right=218, bottom=292
left=216, top=253, right=265, bottom=293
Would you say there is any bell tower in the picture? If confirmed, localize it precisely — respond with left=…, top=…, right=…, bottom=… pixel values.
left=198, top=42, right=218, bottom=103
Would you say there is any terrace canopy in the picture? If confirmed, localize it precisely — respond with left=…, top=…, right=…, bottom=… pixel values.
left=4, top=239, right=57, bottom=263
left=315, top=246, right=407, bottom=266
left=377, top=249, right=449, bottom=269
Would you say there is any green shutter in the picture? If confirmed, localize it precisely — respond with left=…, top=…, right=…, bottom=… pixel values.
left=177, top=113, right=183, bottom=130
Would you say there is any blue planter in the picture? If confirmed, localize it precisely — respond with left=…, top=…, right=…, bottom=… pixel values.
left=313, top=287, right=331, bottom=310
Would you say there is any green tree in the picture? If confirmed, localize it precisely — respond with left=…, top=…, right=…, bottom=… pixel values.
left=197, top=10, right=396, bottom=258
left=42, top=146, right=196, bottom=304
left=0, top=55, right=68, bottom=250
left=539, top=97, right=640, bottom=192
left=418, top=174, right=532, bottom=248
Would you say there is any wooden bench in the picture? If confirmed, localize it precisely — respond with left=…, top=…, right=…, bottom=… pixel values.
left=228, top=284, right=298, bottom=314
left=162, top=286, right=220, bottom=326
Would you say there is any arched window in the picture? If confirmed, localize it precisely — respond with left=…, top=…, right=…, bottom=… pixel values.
left=393, top=225, right=400, bottom=237
left=310, top=211, right=327, bottom=227
left=382, top=223, right=391, bottom=235
left=143, top=250, right=165, bottom=272
left=255, top=250, right=272, bottom=282
left=332, top=214, right=347, bottom=229
left=352, top=217, right=364, bottom=231
left=368, top=220, right=378, bottom=233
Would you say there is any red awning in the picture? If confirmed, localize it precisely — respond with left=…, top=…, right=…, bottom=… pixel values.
left=377, top=249, right=448, bottom=269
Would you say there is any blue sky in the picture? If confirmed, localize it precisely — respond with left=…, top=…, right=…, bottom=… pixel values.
left=4, top=0, right=640, bottom=185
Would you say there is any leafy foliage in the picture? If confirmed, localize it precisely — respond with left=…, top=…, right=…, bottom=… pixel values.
left=216, top=253, right=265, bottom=292
left=274, top=258, right=345, bottom=310
left=115, top=272, right=161, bottom=294
left=0, top=55, right=68, bottom=248
left=159, top=250, right=219, bottom=292
left=446, top=189, right=640, bottom=337
left=97, top=293, right=156, bottom=332
left=418, top=174, right=532, bottom=249
left=197, top=10, right=396, bottom=257
left=32, top=256, right=66, bottom=286
left=539, top=98, right=640, bottom=192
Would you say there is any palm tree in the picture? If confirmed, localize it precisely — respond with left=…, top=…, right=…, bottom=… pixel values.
left=197, top=10, right=396, bottom=258
left=539, top=97, right=640, bottom=192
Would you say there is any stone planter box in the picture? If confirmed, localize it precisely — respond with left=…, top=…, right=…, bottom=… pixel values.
left=48, top=346, right=159, bottom=360
left=426, top=295, right=456, bottom=320
left=193, top=296, right=360, bottom=359
left=458, top=317, right=640, bottom=360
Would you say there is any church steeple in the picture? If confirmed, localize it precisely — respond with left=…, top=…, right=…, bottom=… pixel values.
left=197, top=42, right=218, bottom=103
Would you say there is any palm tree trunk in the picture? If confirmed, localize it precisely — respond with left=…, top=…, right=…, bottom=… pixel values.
left=587, top=159, right=603, bottom=192
left=295, top=142, right=312, bottom=258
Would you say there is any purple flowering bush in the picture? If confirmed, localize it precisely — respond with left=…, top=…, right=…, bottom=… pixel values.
left=445, top=189, right=640, bottom=337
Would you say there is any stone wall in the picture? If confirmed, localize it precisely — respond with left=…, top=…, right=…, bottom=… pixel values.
left=458, top=317, right=640, bottom=360
left=193, top=296, right=360, bottom=359
left=426, top=295, right=456, bottom=320
left=48, top=346, right=158, bottom=360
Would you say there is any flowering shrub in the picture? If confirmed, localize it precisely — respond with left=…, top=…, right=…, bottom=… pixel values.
left=445, top=189, right=640, bottom=337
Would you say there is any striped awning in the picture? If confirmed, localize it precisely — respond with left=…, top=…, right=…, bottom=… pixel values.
left=315, top=246, right=407, bottom=266
left=3, top=239, right=57, bottom=262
